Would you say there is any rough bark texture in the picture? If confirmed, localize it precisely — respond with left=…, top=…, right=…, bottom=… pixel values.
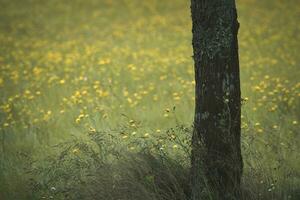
left=190, top=0, right=243, bottom=199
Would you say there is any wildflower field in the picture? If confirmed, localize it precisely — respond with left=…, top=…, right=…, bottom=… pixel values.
left=0, top=0, right=299, bottom=199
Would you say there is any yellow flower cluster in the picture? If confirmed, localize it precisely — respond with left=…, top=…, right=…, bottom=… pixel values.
left=0, top=0, right=298, bottom=149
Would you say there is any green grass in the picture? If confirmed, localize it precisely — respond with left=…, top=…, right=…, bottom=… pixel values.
left=0, top=0, right=299, bottom=199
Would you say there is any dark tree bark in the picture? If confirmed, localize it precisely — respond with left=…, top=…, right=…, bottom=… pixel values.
left=190, top=0, right=243, bottom=199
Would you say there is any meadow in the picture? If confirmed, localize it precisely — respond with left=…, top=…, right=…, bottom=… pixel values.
left=0, top=0, right=299, bottom=199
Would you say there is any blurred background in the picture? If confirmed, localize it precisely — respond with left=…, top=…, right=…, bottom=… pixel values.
left=0, top=0, right=299, bottom=199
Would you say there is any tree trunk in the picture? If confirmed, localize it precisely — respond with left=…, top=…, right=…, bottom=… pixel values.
left=190, top=0, right=243, bottom=199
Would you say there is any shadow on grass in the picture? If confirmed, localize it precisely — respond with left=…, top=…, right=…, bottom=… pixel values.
left=1, top=125, right=299, bottom=200
left=27, top=142, right=299, bottom=200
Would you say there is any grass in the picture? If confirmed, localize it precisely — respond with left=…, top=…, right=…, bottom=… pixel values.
left=0, top=0, right=299, bottom=199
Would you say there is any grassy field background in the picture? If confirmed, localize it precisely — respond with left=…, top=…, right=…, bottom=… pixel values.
left=0, top=0, right=299, bottom=199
